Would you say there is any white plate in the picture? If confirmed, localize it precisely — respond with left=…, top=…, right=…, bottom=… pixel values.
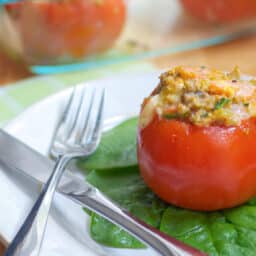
left=0, top=71, right=162, bottom=256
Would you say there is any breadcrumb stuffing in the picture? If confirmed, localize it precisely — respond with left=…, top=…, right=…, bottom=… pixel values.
left=141, top=66, right=256, bottom=127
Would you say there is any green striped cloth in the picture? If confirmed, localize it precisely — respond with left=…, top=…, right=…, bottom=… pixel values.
left=0, top=62, right=155, bottom=126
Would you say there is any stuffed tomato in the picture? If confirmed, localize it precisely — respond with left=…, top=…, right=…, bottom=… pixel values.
left=5, top=0, right=126, bottom=64
left=137, top=66, right=256, bottom=211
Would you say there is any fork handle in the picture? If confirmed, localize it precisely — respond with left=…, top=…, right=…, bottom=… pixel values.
left=5, top=156, right=70, bottom=256
left=67, top=189, right=206, bottom=256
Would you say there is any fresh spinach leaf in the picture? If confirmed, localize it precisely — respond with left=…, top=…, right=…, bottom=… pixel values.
left=86, top=168, right=167, bottom=248
left=247, top=197, right=256, bottom=206
left=160, top=207, right=218, bottom=256
left=224, top=205, right=256, bottom=230
left=86, top=167, right=146, bottom=205
left=160, top=207, right=256, bottom=256
left=214, top=242, right=255, bottom=256
left=78, top=117, right=138, bottom=171
left=235, top=226, right=256, bottom=251
left=90, top=213, right=145, bottom=248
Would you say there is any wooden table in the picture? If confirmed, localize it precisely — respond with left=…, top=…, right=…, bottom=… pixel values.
left=0, top=35, right=256, bottom=254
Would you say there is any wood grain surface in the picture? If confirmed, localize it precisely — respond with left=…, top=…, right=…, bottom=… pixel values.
left=0, top=35, right=256, bottom=254
left=0, top=243, right=4, bottom=255
left=0, top=52, right=31, bottom=85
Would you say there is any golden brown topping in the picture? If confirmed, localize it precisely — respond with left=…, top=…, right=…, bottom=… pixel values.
left=142, top=66, right=256, bottom=127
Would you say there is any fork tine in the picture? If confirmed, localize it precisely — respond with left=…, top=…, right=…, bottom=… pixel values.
left=59, top=87, right=76, bottom=126
left=62, top=86, right=85, bottom=141
left=74, top=88, right=95, bottom=143
left=83, top=88, right=105, bottom=146
left=53, top=88, right=76, bottom=142
left=66, top=85, right=89, bottom=142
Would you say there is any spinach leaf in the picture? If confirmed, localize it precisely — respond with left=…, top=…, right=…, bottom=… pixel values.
left=78, top=117, right=138, bottom=171
left=160, top=207, right=256, bottom=256
left=160, top=207, right=218, bottom=256
left=214, top=242, right=255, bottom=256
left=86, top=167, right=146, bottom=205
left=207, top=213, right=237, bottom=245
left=86, top=168, right=167, bottom=248
left=247, top=197, right=256, bottom=206
left=235, top=226, right=256, bottom=251
left=90, top=213, right=144, bottom=248
left=224, top=206, right=256, bottom=230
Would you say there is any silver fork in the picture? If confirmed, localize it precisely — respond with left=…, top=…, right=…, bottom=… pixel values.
left=5, top=85, right=105, bottom=256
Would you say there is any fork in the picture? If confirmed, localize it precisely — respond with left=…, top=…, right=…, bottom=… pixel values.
left=5, top=85, right=105, bottom=256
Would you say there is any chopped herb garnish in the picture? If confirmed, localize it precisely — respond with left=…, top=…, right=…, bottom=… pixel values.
left=183, top=111, right=190, bottom=118
left=163, top=113, right=179, bottom=120
left=200, top=112, right=209, bottom=118
left=163, top=112, right=189, bottom=120
left=214, top=98, right=230, bottom=110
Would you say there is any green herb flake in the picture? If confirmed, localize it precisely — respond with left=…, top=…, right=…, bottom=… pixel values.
left=200, top=112, right=209, bottom=118
left=163, top=112, right=189, bottom=120
left=214, top=98, right=231, bottom=110
left=163, top=113, right=179, bottom=120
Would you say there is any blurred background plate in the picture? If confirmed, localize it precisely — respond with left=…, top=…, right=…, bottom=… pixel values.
left=1, top=0, right=256, bottom=74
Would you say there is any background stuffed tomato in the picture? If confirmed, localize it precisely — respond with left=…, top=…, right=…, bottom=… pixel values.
left=5, top=0, right=126, bottom=64
left=180, top=0, right=256, bottom=23
left=138, top=114, right=256, bottom=211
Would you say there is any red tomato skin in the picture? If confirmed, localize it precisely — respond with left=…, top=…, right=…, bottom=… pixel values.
left=180, top=0, right=256, bottom=23
left=137, top=115, right=256, bottom=211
